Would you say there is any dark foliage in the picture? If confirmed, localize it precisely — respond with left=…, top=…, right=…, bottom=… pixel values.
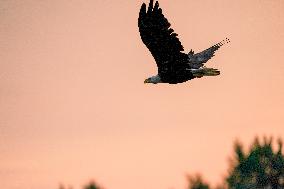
left=226, top=137, right=284, bottom=189
left=59, top=137, right=283, bottom=189
left=83, top=181, right=102, bottom=189
left=187, top=174, right=210, bottom=189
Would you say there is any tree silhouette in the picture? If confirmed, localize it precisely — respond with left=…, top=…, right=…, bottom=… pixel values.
left=84, top=181, right=102, bottom=189
left=226, top=137, right=284, bottom=189
left=187, top=174, right=210, bottom=189
left=58, top=137, right=283, bottom=189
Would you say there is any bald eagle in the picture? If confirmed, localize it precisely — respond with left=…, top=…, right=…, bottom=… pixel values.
left=138, top=0, right=230, bottom=84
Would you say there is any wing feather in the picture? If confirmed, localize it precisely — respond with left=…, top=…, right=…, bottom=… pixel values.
left=189, top=38, right=230, bottom=69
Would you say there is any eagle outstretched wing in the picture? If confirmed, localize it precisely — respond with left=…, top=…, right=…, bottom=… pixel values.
left=138, top=0, right=192, bottom=83
left=189, top=38, right=230, bottom=69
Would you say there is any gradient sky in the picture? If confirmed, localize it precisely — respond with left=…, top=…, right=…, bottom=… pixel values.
left=1, top=0, right=284, bottom=189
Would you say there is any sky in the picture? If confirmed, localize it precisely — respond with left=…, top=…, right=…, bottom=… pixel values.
left=0, top=0, right=284, bottom=189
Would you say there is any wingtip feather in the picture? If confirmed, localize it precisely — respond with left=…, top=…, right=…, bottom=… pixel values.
left=140, top=3, right=146, bottom=12
left=139, top=3, right=147, bottom=18
left=153, top=1, right=159, bottom=11
left=147, top=0, right=154, bottom=13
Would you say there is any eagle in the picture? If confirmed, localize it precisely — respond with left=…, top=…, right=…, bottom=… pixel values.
left=138, top=0, right=230, bottom=84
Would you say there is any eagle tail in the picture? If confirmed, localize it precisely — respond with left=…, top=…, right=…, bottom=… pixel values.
left=191, top=68, right=220, bottom=78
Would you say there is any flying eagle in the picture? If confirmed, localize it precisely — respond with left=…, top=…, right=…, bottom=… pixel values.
left=138, top=0, right=230, bottom=84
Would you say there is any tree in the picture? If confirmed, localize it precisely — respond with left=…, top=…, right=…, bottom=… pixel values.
left=84, top=181, right=102, bottom=189
left=187, top=174, right=210, bottom=189
left=226, top=137, right=284, bottom=189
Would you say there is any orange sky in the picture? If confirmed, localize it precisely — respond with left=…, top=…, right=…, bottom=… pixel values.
left=1, top=0, right=284, bottom=189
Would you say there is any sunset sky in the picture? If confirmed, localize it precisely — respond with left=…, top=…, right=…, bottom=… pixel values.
left=1, top=0, right=284, bottom=189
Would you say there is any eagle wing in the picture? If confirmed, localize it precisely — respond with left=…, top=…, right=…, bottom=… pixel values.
left=189, top=38, right=230, bottom=69
left=138, top=0, right=191, bottom=82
